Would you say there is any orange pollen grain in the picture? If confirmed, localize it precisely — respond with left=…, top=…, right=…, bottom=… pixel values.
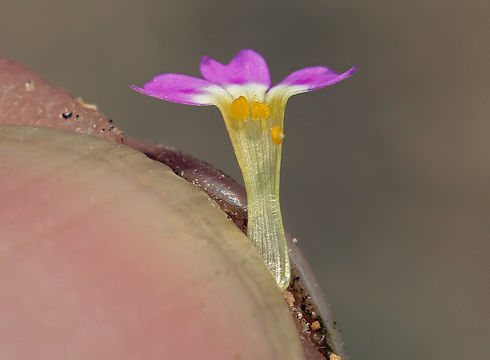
left=270, top=125, right=285, bottom=145
left=250, top=102, right=271, bottom=119
left=230, top=96, right=250, bottom=120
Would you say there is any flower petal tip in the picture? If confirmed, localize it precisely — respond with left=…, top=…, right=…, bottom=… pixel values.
left=346, top=65, right=358, bottom=76
left=199, top=55, right=213, bottom=68
left=130, top=84, right=144, bottom=93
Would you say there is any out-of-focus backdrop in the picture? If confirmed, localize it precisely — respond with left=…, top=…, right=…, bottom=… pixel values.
left=1, top=1, right=488, bottom=359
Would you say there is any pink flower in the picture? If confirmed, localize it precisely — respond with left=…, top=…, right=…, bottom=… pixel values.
left=132, top=50, right=357, bottom=291
left=131, top=49, right=357, bottom=107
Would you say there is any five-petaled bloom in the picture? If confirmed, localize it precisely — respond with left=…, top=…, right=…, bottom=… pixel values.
left=132, top=49, right=357, bottom=292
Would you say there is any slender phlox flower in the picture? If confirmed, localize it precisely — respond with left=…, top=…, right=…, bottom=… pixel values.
left=132, top=49, right=357, bottom=291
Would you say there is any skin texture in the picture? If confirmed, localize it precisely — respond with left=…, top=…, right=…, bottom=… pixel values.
left=0, top=56, right=305, bottom=359
left=0, top=126, right=304, bottom=359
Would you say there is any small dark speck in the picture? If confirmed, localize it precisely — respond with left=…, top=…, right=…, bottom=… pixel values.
left=120, top=137, right=125, bottom=143
left=75, top=114, right=80, bottom=120
left=62, top=112, right=73, bottom=119
left=300, top=304, right=306, bottom=311
left=109, top=126, right=115, bottom=131
left=101, top=128, right=106, bottom=131
left=109, top=119, right=113, bottom=123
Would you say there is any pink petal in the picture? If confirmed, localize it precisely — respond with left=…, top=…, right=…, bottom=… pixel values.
left=199, top=49, right=271, bottom=89
left=268, top=65, right=358, bottom=99
left=131, top=73, right=228, bottom=106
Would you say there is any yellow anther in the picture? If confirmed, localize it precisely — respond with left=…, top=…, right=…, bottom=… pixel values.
left=250, top=102, right=271, bottom=119
left=230, top=96, right=250, bottom=120
left=270, top=125, right=285, bottom=145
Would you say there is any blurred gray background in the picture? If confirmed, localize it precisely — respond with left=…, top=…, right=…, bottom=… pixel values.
left=1, top=0, right=488, bottom=359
